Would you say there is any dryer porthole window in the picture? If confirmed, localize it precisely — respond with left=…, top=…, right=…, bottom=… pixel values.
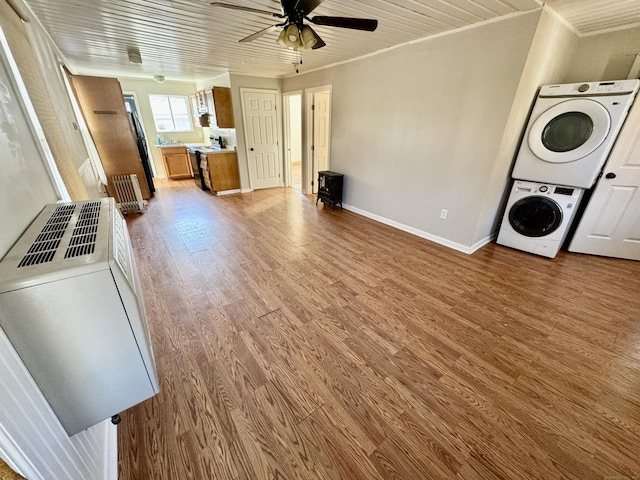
left=541, top=112, right=594, bottom=153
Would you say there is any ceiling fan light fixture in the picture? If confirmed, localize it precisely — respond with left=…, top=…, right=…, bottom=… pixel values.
left=283, top=24, right=300, bottom=48
left=300, top=26, right=317, bottom=50
left=276, top=28, right=288, bottom=48
left=153, top=75, right=166, bottom=83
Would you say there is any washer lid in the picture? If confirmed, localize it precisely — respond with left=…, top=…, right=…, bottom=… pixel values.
left=528, top=99, right=611, bottom=164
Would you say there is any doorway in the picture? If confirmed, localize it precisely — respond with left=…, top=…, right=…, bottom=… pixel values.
left=124, top=93, right=156, bottom=193
left=306, top=86, right=332, bottom=194
left=284, top=92, right=303, bottom=191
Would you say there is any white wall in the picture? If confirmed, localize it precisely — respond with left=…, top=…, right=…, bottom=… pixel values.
left=195, top=72, right=231, bottom=90
left=564, top=26, right=640, bottom=83
left=0, top=30, right=59, bottom=257
left=118, top=78, right=202, bottom=178
left=282, top=12, right=540, bottom=250
left=25, top=21, right=89, bottom=173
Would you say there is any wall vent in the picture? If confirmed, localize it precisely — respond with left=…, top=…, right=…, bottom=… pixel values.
left=18, top=205, right=76, bottom=267
left=64, top=201, right=101, bottom=259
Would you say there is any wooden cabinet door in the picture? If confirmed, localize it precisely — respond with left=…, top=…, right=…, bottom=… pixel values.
left=213, top=87, right=234, bottom=128
left=209, top=153, right=240, bottom=192
left=161, top=147, right=191, bottom=179
left=165, top=155, right=190, bottom=178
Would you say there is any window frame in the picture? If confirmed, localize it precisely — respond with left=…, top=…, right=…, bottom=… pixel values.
left=148, top=94, right=194, bottom=133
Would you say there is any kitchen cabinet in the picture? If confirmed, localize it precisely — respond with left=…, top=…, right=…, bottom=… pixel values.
left=212, top=87, right=234, bottom=128
left=191, top=87, right=234, bottom=129
left=201, top=151, right=240, bottom=193
left=70, top=75, right=151, bottom=199
left=160, top=146, right=192, bottom=179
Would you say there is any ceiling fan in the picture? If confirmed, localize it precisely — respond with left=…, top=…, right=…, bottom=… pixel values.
left=210, top=0, right=378, bottom=51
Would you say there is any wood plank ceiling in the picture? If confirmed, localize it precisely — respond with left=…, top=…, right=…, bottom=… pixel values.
left=20, top=0, right=640, bottom=81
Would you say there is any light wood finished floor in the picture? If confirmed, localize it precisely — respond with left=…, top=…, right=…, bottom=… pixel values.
left=291, top=161, right=302, bottom=191
left=119, top=179, right=640, bottom=480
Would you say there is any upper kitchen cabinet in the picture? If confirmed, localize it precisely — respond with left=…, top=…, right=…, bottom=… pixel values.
left=70, top=75, right=151, bottom=199
left=212, top=87, right=234, bottom=128
left=191, top=86, right=234, bottom=129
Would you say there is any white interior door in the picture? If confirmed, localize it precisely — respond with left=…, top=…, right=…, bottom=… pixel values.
left=283, top=92, right=302, bottom=190
left=307, top=87, right=331, bottom=194
left=569, top=99, right=640, bottom=261
left=241, top=89, right=281, bottom=190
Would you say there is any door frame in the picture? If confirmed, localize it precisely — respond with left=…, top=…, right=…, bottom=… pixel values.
left=305, top=85, right=332, bottom=194
left=123, top=91, right=158, bottom=176
left=282, top=90, right=302, bottom=188
left=240, top=87, right=284, bottom=190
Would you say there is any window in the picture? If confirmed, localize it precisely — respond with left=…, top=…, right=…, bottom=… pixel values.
left=148, top=95, right=193, bottom=132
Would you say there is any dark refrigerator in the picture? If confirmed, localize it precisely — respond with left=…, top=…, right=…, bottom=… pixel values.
left=128, top=111, right=155, bottom=194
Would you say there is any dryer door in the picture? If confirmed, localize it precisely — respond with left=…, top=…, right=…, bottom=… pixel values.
left=509, top=196, right=563, bottom=237
left=528, top=99, right=611, bottom=164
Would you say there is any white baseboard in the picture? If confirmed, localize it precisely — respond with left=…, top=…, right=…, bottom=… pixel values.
left=241, top=188, right=253, bottom=194
left=342, top=203, right=494, bottom=255
left=216, top=189, right=242, bottom=196
left=469, top=234, right=496, bottom=253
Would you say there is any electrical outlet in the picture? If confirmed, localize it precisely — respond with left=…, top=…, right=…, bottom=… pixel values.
left=440, top=209, right=448, bottom=220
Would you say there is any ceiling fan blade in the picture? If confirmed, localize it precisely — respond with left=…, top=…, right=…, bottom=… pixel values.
left=239, top=25, right=278, bottom=43
left=211, top=2, right=282, bottom=18
left=296, top=0, right=323, bottom=15
left=306, top=25, right=326, bottom=49
left=281, top=0, right=323, bottom=16
left=311, top=16, right=378, bottom=31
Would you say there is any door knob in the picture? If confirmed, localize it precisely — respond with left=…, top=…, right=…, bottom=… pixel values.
left=250, top=147, right=254, bottom=151
left=605, top=172, right=616, bottom=179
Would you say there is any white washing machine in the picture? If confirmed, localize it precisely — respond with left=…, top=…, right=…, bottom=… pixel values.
left=512, top=80, right=639, bottom=188
left=497, top=180, right=584, bottom=258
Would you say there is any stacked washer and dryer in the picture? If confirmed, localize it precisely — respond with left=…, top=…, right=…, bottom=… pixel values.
left=497, top=80, right=640, bottom=258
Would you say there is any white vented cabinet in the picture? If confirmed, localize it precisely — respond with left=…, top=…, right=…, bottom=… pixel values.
left=0, top=198, right=159, bottom=436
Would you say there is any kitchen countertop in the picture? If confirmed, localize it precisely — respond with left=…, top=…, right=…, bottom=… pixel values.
left=198, top=147, right=237, bottom=154
left=154, top=144, right=236, bottom=154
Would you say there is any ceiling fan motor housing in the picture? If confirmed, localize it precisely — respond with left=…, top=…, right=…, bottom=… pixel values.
left=211, top=0, right=377, bottom=51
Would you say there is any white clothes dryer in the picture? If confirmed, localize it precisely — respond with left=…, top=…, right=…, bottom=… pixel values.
left=497, top=180, right=584, bottom=258
left=512, top=80, right=639, bottom=188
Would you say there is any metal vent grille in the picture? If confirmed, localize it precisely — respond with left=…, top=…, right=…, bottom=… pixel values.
left=113, top=211, right=130, bottom=281
left=64, top=201, right=101, bottom=259
left=18, top=205, right=76, bottom=267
